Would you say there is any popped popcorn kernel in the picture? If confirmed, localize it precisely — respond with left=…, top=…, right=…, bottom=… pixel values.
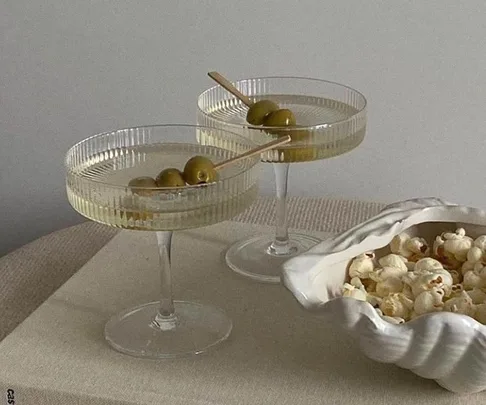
left=474, top=303, right=486, bottom=324
left=378, top=254, right=408, bottom=272
left=390, top=233, right=413, bottom=258
left=380, top=293, right=414, bottom=319
left=342, top=283, right=367, bottom=302
left=414, top=288, right=444, bottom=315
left=466, top=288, right=486, bottom=305
left=463, top=270, right=486, bottom=290
left=414, top=258, right=443, bottom=273
left=369, top=266, right=408, bottom=282
left=467, top=246, right=483, bottom=263
left=474, top=235, right=486, bottom=251
left=443, top=291, right=475, bottom=317
left=406, top=237, right=430, bottom=258
left=348, top=252, right=376, bottom=279
left=375, top=277, right=404, bottom=297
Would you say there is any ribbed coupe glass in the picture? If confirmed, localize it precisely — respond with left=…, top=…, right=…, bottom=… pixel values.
left=65, top=125, right=260, bottom=358
left=198, top=77, right=367, bottom=283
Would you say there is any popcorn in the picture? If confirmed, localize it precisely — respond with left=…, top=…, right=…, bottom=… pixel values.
left=402, top=283, right=414, bottom=300
left=351, top=277, right=378, bottom=298
left=463, top=267, right=486, bottom=290
left=442, top=228, right=466, bottom=240
left=342, top=227, right=486, bottom=324
left=474, top=235, right=486, bottom=251
left=443, top=291, right=476, bottom=317
left=405, top=272, right=447, bottom=298
left=350, top=277, right=364, bottom=289
left=369, top=266, right=408, bottom=282
left=433, top=236, right=445, bottom=257
left=401, top=271, right=419, bottom=290
left=431, top=269, right=454, bottom=296
left=474, top=303, right=486, bottom=324
left=450, top=283, right=464, bottom=297
left=461, top=247, right=486, bottom=273
left=406, top=237, right=430, bottom=259
left=366, top=293, right=382, bottom=307
left=442, top=228, right=473, bottom=262
left=414, top=258, right=443, bottom=273
left=435, top=244, right=463, bottom=271
left=390, top=233, right=414, bottom=258
left=342, top=283, right=367, bottom=301
left=380, top=293, right=414, bottom=318
left=414, top=288, right=444, bottom=315
left=361, top=278, right=377, bottom=292
left=444, top=240, right=473, bottom=262
left=465, top=288, right=486, bottom=305
left=404, top=261, right=416, bottom=271
left=378, top=254, right=408, bottom=272
left=467, top=246, right=483, bottom=263
left=474, top=262, right=486, bottom=275
left=389, top=234, right=429, bottom=261
left=375, top=277, right=404, bottom=297
left=348, top=252, right=376, bottom=279
left=448, top=269, right=462, bottom=285
left=461, top=260, right=476, bottom=276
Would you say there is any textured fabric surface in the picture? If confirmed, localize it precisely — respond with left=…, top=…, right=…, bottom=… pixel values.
left=2, top=219, right=480, bottom=405
left=0, top=197, right=383, bottom=342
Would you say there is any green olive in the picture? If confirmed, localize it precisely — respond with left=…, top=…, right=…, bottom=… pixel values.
left=288, top=129, right=309, bottom=143
left=246, top=100, right=279, bottom=125
left=278, top=130, right=316, bottom=162
left=123, top=209, right=153, bottom=223
left=155, top=168, right=186, bottom=187
left=183, top=156, right=219, bottom=185
left=280, top=146, right=316, bottom=162
left=262, top=108, right=297, bottom=127
left=121, top=195, right=154, bottom=224
left=128, top=176, right=157, bottom=196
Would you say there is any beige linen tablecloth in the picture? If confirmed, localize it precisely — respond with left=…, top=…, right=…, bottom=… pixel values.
left=0, top=196, right=383, bottom=342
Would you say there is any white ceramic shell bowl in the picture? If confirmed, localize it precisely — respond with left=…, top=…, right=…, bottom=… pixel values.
left=282, top=198, right=486, bottom=394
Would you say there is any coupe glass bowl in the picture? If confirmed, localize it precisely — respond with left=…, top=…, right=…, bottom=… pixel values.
left=65, top=124, right=260, bottom=358
left=198, top=76, right=367, bottom=283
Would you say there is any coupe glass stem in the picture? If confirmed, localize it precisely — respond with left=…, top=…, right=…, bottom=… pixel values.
left=268, top=163, right=294, bottom=256
left=153, top=231, right=177, bottom=331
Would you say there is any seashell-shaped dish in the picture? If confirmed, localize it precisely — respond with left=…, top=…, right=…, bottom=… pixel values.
left=282, top=197, right=486, bottom=394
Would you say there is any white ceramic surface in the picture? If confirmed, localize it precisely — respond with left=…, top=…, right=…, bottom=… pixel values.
left=282, top=197, right=486, bottom=394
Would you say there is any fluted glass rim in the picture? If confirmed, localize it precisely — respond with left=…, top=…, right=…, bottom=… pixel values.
left=65, top=123, right=260, bottom=191
left=197, top=75, right=367, bottom=131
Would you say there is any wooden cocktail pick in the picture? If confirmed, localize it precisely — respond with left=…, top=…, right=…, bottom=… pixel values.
left=213, top=135, right=290, bottom=170
left=208, top=71, right=254, bottom=107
